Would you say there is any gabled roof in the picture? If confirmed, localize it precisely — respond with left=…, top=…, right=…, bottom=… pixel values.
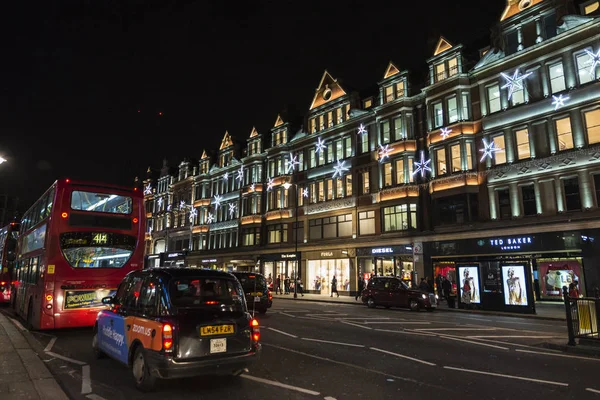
left=249, top=126, right=259, bottom=138
left=500, top=0, right=544, bottom=22
left=433, top=36, right=454, bottom=57
left=273, top=114, right=284, bottom=128
left=201, top=150, right=209, bottom=160
left=383, top=61, right=401, bottom=79
left=219, top=131, right=233, bottom=150
left=309, top=70, right=348, bottom=111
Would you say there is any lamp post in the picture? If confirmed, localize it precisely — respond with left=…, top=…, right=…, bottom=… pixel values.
left=0, top=156, right=6, bottom=165
left=283, top=182, right=299, bottom=299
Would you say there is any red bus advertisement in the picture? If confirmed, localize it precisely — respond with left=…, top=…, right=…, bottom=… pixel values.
left=0, top=222, right=20, bottom=303
left=13, top=179, right=145, bottom=329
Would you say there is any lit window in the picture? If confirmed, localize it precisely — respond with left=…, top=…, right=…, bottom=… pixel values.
left=450, top=144, right=461, bottom=172
left=577, top=52, right=595, bottom=85
left=448, top=58, right=458, bottom=77
left=511, top=84, right=525, bottom=106
left=465, top=143, right=473, bottom=170
left=584, top=109, right=600, bottom=144
left=396, top=81, right=405, bottom=98
left=435, top=63, right=446, bottom=82
left=395, top=159, right=404, bottom=184
left=487, top=85, right=501, bottom=113
left=384, top=86, right=394, bottom=102
left=461, top=93, right=469, bottom=120
left=408, top=159, right=414, bottom=182
left=447, top=97, right=458, bottom=124
left=492, top=135, right=506, bottom=165
left=362, top=171, right=370, bottom=194
left=383, top=163, right=393, bottom=187
left=555, top=117, right=574, bottom=150
left=364, top=99, right=372, bottom=108
left=584, top=1, right=599, bottom=14
left=381, top=121, right=391, bottom=144
left=393, top=117, right=403, bottom=141
left=515, top=129, right=530, bottom=159
left=436, top=148, right=447, bottom=175
left=433, top=102, right=443, bottom=128
left=549, top=62, right=566, bottom=94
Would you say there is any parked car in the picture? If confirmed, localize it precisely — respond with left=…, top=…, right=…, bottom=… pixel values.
left=232, top=272, right=272, bottom=314
left=92, top=268, right=261, bottom=391
left=361, top=276, right=437, bottom=311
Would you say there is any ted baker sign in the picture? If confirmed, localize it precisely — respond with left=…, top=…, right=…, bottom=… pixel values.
left=489, top=236, right=532, bottom=250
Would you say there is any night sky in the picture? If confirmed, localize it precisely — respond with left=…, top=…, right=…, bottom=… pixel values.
left=1, top=0, right=506, bottom=212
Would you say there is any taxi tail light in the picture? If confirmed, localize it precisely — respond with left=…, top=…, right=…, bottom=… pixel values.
left=162, top=323, right=173, bottom=353
left=250, top=318, right=260, bottom=342
left=268, top=290, right=272, bottom=301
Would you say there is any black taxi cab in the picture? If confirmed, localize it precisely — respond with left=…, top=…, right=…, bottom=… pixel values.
left=92, top=268, right=261, bottom=391
left=232, top=272, right=272, bottom=314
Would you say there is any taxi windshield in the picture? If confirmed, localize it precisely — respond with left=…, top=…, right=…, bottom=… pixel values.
left=170, top=277, right=244, bottom=308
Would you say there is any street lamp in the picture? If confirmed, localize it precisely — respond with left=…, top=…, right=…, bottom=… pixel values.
left=0, top=156, right=6, bottom=165
left=283, top=181, right=300, bottom=299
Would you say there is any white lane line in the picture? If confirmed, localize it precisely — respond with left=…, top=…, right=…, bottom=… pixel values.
left=467, top=335, right=562, bottom=339
left=241, top=374, right=320, bottom=396
left=472, top=338, right=562, bottom=350
left=309, top=314, right=348, bottom=317
left=45, top=351, right=87, bottom=366
left=374, top=329, right=436, bottom=337
left=301, top=338, right=364, bottom=348
left=455, top=317, right=493, bottom=322
left=516, top=349, right=600, bottom=361
left=340, top=321, right=372, bottom=330
left=489, top=320, right=563, bottom=328
left=414, top=328, right=497, bottom=331
left=443, top=366, right=569, bottom=387
left=279, top=312, right=296, bottom=318
left=370, top=347, right=436, bottom=366
left=10, top=318, right=27, bottom=331
left=44, top=337, right=57, bottom=352
left=267, top=327, right=298, bottom=338
left=323, top=397, right=337, bottom=400
left=435, top=334, right=509, bottom=350
left=363, top=321, right=431, bottom=325
left=86, top=395, right=108, bottom=400
left=339, top=317, right=392, bottom=321
left=81, top=365, right=92, bottom=394
left=587, top=388, right=600, bottom=394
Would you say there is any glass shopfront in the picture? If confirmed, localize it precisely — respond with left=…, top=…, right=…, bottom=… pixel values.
left=357, top=245, right=414, bottom=287
left=260, top=253, right=300, bottom=293
left=304, top=250, right=352, bottom=295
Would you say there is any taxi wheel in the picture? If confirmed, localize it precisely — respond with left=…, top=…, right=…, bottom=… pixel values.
left=132, top=346, right=157, bottom=392
left=409, top=299, right=420, bottom=311
left=92, top=328, right=105, bottom=359
left=367, top=297, right=376, bottom=308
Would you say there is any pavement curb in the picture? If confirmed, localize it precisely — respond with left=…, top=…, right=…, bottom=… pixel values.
left=0, top=313, right=70, bottom=400
left=273, top=296, right=566, bottom=321
left=541, top=342, right=600, bottom=357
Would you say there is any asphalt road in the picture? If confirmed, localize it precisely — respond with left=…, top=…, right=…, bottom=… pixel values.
left=3, top=300, right=600, bottom=400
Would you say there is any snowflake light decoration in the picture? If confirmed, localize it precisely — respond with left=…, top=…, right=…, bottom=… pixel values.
left=302, top=188, right=309, bottom=198
left=267, top=177, right=274, bottom=191
left=286, top=152, right=300, bottom=174
left=479, top=138, right=502, bottom=162
left=223, top=172, right=229, bottom=181
left=179, top=200, right=186, bottom=209
left=189, top=208, right=197, bottom=223
left=357, top=124, right=367, bottom=135
left=501, top=68, right=532, bottom=100
left=585, top=49, right=600, bottom=78
left=143, top=184, right=152, bottom=195
left=316, top=137, right=326, bottom=154
left=213, top=195, right=222, bottom=210
left=236, top=166, right=244, bottom=182
left=228, top=203, right=237, bottom=218
left=551, top=94, right=569, bottom=110
left=378, top=144, right=393, bottom=163
left=206, top=213, right=214, bottom=224
left=440, top=127, right=452, bottom=140
left=167, top=204, right=172, bottom=212
left=332, top=160, right=349, bottom=178
left=412, top=151, right=432, bottom=178
left=250, top=183, right=255, bottom=191
left=157, top=197, right=163, bottom=208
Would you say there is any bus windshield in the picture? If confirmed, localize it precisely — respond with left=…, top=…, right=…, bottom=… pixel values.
left=70, top=191, right=132, bottom=215
left=60, top=232, right=137, bottom=268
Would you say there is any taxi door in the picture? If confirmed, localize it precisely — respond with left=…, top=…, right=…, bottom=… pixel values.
left=128, top=277, right=164, bottom=353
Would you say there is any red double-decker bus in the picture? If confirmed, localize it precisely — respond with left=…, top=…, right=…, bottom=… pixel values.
left=13, top=179, right=145, bottom=329
left=0, top=222, right=20, bottom=303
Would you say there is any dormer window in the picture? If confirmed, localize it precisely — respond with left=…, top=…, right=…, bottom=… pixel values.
left=396, top=81, right=405, bottom=98
left=582, top=1, right=600, bottom=14
left=384, top=86, right=394, bottom=102
left=434, top=57, right=458, bottom=83
left=363, top=98, right=372, bottom=108
left=273, top=129, right=287, bottom=147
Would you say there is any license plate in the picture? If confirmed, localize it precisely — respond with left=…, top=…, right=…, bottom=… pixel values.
left=200, top=325, right=234, bottom=336
left=210, top=338, right=227, bottom=354
left=254, top=296, right=261, bottom=302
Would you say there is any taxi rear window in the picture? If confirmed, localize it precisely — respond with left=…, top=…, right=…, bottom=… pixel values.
left=170, top=277, right=244, bottom=307
left=236, top=275, right=267, bottom=292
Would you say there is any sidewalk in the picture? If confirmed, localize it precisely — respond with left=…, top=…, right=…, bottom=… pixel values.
left=272, top=293, right=566, bottom=321
left=0, top=312, right=69, bottom=400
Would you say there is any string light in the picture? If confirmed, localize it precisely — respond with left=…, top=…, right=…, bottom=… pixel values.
left=332, top=160, right=349, bottom=178
left=440, top=127, right=452, bottom=140
left=357, top=124, right=367, bottom=135
left=228, top=203, right=237, bottom=218
left=286, top=152, right=300, bottom=174
left=302, top=188, right=309, bottom=198
left=584, top=49, right=600, bottom=78
left=412, top=151, right=431, bottom=178
left=479, top=138, right=502, bottom=162
left=236, top=166, right=244, bottom=182
left=189, top=208, right=197, bottom=223
left=378, top=144, right=393, bottom=163
left=267, top=178, right=274, bottom=191
left=551, top=94, right=569, bottom=110
left=316, top=137, right=326, bottom=153
left=213, top=195, right=222, bottom=210
left=143, top=184, right=152, bottom=195
left=206, top=213, right=214, bottom=224
left=501, top=68, right=532, bottom=100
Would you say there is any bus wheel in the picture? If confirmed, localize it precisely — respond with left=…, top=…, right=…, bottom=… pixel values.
left=132, top=346, right=157, bottom=392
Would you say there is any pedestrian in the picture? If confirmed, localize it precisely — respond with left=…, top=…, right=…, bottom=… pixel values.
left=419, top=277, right=430, bottom=292
left=284, top=276, right=291, bottom=295
left=297, top=277, right=304, bottom=296
left=275, top=276, right=281, bottom=295
left=442, top=277, right=454, bottom=308
left=356, top=275, right=365, bottom=301
left=331, top=275, right=339, bottom=297
left=435, top=274, right=443, bottom=298
left=569, top=281, right=580, bottom=298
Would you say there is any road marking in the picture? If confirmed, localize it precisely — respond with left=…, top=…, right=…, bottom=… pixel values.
left=309, top=314, right=348, bottom=317
left=301, top=338, right=364, bottom=348
left=374, top=329, right=436, bottom=337
left=587, top=388, right=600, bottom=394
left=267, top=327, right=298, bottom=338
left=10, top=318, right=27, bottom=331
left=516, top=349, right=600, bottom=361
left=443, top=366, right=569, bottom=387
left=241, top=374, right=320, bottom=395
left=340, top=321, right=372, bottom=330
left=339, top=317, right=391, bottom=321
left=414, top=328, right=497, bottom=331
left=467, top=335, right=562, bottom=339
left=370, top=347, right=436, bottom=366
left=472, top=338, right=562, bottom=350
left=44, top=337, right=57, bottom=352
left=279, top=312, right=296, bottom=318
left=435, top=334, right=509, bottom=350
left=363, top=321, right=431, bottom=325
left=45, top=351, right=87, bottom=366
left=86, top=395, right=108, bottom=400
left=81, top=365, right=92, bottom=394
left=489, top=320, right=564, bottom=328
left=323, top=397, right=337, bottom=400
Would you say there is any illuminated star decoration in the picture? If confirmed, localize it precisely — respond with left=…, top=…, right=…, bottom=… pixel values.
left=189, top=208, right=197, bottom=223
left=167, top=204, right=172, bottom=212
left=223, top=172, right=229, bottom=181
left=250, top=183, right=255, bottom=191
left=501, top=68, right=532, bottom=100
left=479, top=138, right=502, bottom=162
left=584, top=49, right=600, bottom=78
left=286, top=153, right=300, bottom=174
left=302, top=188, right=309, bottom=198
left=236, top=166, right=244, bottom=182
left=143, top=184, right=152, bottom=195
left=157, top=197, right=163, bottom=208
left=228, top=203, right=237, bottom=218
left=332, top=160, right=349, bottom=178
left=412, top=151, right=432, bottom=178
left=440, top=127, right=452, bottom=140
left=551, top=94, right=569, bottom=110
left=267, top=177, right=274, bottom=191
left=357, top=124, right=367, bottom=135
left=179, top=200, right=186, bottom=209
left=316, top=137, right=326, bottom=153
left=378, top=144, right=393, bottom=163
left=206, top=213, right=214, bottom=224
left=213, top=195, right=222, bottom=210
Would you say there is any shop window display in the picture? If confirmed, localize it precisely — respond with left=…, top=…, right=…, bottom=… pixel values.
left=307, top=259, right=350, bottom=295
left=538, top=259, right=583, bottom=299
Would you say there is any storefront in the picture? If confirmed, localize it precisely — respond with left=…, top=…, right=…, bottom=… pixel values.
left=304, top=249, right=354, bottom=296
left=356, top=245, right=415, bottom=287
left=427, top=229, right=600, bottom=314
left=161, top=251, right=187, bottom=267
left=195, top=257, right=225, bottom=270
left=260, top=252, right=301, bottom=290
left=144, top=254, right=161, bottom=269
left=227, top=258, right=257, bottom=273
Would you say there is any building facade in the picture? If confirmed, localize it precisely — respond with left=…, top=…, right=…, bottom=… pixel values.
left=141, top=0, right=600, bottom=311
left=0, top=195, right=19, bottom=227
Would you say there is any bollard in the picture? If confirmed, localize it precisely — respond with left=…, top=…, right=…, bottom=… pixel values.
left=563, top=286, right=576, bottom=346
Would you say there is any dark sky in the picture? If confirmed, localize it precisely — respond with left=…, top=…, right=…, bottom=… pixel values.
left=0, top=0, right=506, bottom=211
